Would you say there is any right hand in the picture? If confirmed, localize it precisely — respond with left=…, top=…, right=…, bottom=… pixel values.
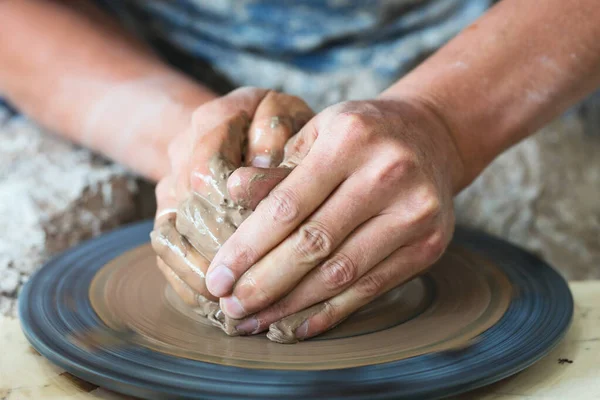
left=150, top=87, right=314, bottom=309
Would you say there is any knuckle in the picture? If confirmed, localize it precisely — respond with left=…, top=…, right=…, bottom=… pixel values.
left=266, top=188, right=300, bottom=223
left=374, top=153, right=419, bottom=186
left=414, top=187, right=442, bottom=223
left=237, top=245, right=260, bottom=266
left=294, top=222, right=334, bottom=262
left=334, top=111, right=376, bottom=142
left=354, top=272, right=387, bottom=299
left=420, top=230, right=447, bottom=264
left=305, top=122, right=320, bottom=144
left=227, top=244, right=260, bottom=270
left=318, top=253, right=357, bottom=291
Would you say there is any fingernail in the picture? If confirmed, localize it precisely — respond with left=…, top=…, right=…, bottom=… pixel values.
left=221, top=295, right=247, bottom=319
left=251, top=155, right=271, bottom=168
left=295, top=320, right=309, bottom=339
left=235, top=318, right=258, bottom=334
left=206, top=265, right=235, bottom=297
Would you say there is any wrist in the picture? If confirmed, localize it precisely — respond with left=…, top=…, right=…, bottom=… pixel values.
left=378, top=88, right=474, bottom=194
left=380, top=0, right=600, bottom=194
left=130, top=79, right=218, bottom=181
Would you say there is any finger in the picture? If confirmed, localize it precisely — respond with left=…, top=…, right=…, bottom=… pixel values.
left=246, top=91, right=314, bottom=167
left=232, top=213, right=424, bottom=333
left=169, top=87, right=267, bottom=183
left=280, top=117, right=319, bottom=169
left=219, top=171, right=391, bottom=319
left=267, top=243, right=432, bottom=343
left=156, top=257, right=215, bottom=307
left=175, top=87, right=269, bottom=199
left=227, top=166, right=291, bottom=209
left=206, top=140, right=350, bottom=298
left=150, top=216, right=216, bottom=301
left=180, top=112, right=247, bottom=199
left=190, top=87, right=269, bottom=135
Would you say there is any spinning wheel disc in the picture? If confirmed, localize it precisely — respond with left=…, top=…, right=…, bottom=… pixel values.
left=19, top=220, right=573, bottom=399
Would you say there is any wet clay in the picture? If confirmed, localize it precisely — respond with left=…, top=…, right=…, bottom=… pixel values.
left=175, top=155, right=250, bottom=261
left=150, top=92, right=316, bottom=340
left=89, top=243, right=512, bottom=370
left=151, top=155, right=249, bottom=334
left=266, top=303, right=326, bottom=344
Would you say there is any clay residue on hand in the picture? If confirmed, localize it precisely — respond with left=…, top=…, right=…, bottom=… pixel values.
left=150, top=217, right=209, bottom=291
left=267, top=303, right=325, bottom=344
left=207, top=308, right=245, bottom=336
left=153, top=153, right=251, bottom=336
left=247, top=91, right=315, bottom=167
left=150, top=92, right=319, bottom=343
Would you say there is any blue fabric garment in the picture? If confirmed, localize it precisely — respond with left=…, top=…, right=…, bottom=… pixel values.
left=93, top=0, right=492, bottom=110
left=1, top=0, right=599, bottom=133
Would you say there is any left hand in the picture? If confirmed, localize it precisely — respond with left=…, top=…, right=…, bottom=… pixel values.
left=205, top=97, right=466, bottom=341
left=151, top=88, right=314, bottom=311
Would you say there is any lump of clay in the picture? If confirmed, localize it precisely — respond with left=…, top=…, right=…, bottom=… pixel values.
left=151, top=91, right=315, bottom=339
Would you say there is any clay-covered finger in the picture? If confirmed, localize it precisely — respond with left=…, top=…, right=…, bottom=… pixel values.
left=156, top=257, right=211, bottom=307
left=150, top=216, right=216, bottom=301
left=267, top=245, right=426, bottom=343
left=189, top=87, right=270, bottom=167
left=227, top=166, right=291, bottom=209
left=181, top=112, right=249, bottom=199
left=175, top=192, right=248, bottom=262
left=246, top=91, right=314, bottom=167
left=218, top=171, right=386, bottom=319
left=174, top=87, right=269, bottom=200
left=231, top=212, right=420, bottom=335
left=205, top=143, right=349, bottom=300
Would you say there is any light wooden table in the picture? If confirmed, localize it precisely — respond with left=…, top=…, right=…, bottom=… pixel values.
left=1, top=281, right=598, bottom=400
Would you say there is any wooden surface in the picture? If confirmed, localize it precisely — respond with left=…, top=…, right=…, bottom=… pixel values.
left=1, top=281, right=598, bottom=400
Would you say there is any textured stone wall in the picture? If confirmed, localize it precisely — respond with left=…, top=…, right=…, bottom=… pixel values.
left=1, top=105, right=599, bottom=318
left=0, top=109, right=153, bottom=317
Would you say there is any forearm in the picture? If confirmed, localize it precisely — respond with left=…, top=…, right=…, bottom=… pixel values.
left=382, top=0, right=600, bottom=191
left=0, top=0, right=217, bottom=181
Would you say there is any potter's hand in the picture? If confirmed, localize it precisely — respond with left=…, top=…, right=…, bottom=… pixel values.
left=151, top=87, right=313, bottom=308
left=206, top=98, right=465, bottom=341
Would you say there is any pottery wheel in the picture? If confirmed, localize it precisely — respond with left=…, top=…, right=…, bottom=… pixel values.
left=19, top=220, right=573, bottom=399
